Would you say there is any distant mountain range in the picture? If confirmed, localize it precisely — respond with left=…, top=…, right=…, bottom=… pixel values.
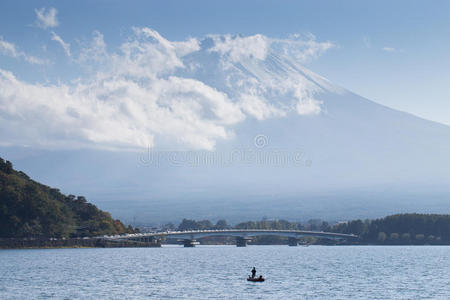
left=1, top=35, right=450, bottom=224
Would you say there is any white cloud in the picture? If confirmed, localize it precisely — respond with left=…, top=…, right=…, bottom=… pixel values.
left=296, top=98, right=322, bottom=115
left=78, top=31, right=108, bottom=64
left=23, top=55, right=46, bottom=65
left=133, top=27, right=200, bottom=57
left=239, top=94, right=285, bottom=120
left=35, top=7, right=59, bottom=29
left=209, top=33, right=334, bottom=65
left=0, top=70, right=243, bottom=151
left=209, top=34, right=269, bottom=62
left=0, top=29, right=335, bottom=151
left=0, top=37, right=47, bottom=64
left=0, top=38, right=17, bottom=57
left=273, top=33, right=335, bottom=63
left=107, top=27, right=200, bottom=79
left=51, top=32, right=71, bottom=56
left=382, top=47, right=396, bottom=52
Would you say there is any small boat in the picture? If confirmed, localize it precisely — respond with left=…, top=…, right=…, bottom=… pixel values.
left=247, top=276, right=265, bottom=282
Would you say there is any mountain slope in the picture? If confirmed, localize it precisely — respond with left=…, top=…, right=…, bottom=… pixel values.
left=0, top=157, right=133, bottom=238
left=1, top=33, right=450, bottom=223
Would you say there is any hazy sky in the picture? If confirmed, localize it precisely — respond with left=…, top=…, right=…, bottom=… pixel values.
left=1, top=0, right=449, bottom=127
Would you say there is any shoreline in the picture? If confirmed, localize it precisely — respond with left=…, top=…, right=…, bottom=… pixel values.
left=2, top=243, right=448, bottom=250
left=0, top=238, right=161, bottom=249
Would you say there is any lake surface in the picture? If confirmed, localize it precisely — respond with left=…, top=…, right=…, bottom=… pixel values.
left=1, top=245, right=449, bottom=299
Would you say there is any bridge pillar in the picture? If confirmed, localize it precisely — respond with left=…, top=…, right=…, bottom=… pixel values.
left=236, top=237, right=251, bottom=247
left=288, top=237, right=298, bottom=246
left=183, top=239, right=198, bottom=247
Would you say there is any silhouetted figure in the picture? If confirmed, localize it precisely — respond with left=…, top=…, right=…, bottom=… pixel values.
left=251, top=267, right=256, bottom=278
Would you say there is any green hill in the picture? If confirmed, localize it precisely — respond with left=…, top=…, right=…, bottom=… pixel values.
left=332, top=213, right=450, bottom=244
left=0, top=157, right=134, bottom=238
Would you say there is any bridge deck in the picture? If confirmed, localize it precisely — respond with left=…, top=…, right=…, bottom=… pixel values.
left=103, top=229, right=358, bottom=241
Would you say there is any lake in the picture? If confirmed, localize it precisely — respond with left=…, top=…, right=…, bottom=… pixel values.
left=0, top=246, right=449, bottom=299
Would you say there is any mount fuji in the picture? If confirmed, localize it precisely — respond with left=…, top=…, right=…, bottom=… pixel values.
left=1, top=30, right=449, bottom=223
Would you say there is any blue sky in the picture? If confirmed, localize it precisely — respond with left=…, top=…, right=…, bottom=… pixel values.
left=0, top=0, right=449, bottom=132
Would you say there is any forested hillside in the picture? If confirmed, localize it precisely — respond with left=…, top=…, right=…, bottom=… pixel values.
left=332, top=213, right=450, bottom=244
left=0, top=158, right=135, bottom=238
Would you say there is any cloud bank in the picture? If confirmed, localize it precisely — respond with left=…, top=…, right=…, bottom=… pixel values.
left=0, top=29, right=336, bottom=151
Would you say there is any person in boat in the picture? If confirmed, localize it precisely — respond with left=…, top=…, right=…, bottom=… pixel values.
left=258, top=275, right=263, bottom=280
left=251, top=267, right=256, bottom=278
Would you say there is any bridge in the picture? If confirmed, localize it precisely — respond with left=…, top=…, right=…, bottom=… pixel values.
left=102, top=229, right=358, bottom=247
